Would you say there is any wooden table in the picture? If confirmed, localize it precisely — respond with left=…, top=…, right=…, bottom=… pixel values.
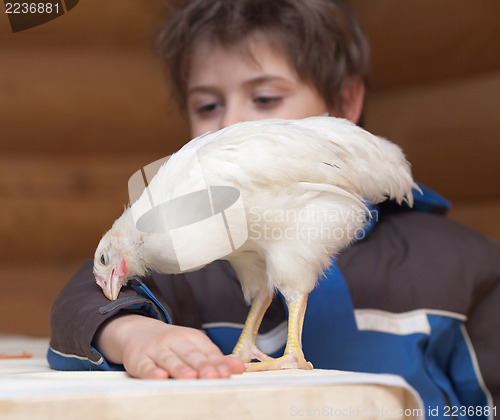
left=0, top=335, right=424, bottom=420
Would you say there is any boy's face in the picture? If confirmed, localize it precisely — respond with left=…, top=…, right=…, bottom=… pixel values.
left=186, top=38, right=331, bottom=138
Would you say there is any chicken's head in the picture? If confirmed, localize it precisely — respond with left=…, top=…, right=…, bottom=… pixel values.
left=93, top=235, right=131, bottom=301
left=93, top=208, right=148, bottom=300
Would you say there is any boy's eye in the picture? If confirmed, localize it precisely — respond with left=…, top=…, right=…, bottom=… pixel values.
left=196, top=102, right=220, bottom=116
left=253, top=96, right=282, bottom=108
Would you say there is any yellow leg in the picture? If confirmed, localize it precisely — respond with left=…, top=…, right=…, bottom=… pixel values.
left=246, top=293, right=313, bottom=372
left=230, top=291, right=274, bottom=363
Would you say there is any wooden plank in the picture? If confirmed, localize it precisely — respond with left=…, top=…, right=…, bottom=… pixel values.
left=0, top=353, right=423, bottom=420
left=0, top=47, right=189, bottom=154
left=448, top=200, right=500, bottom=245
left=350, top=0, right=500, bottom=91
left=0, top=262, right=82, bottom=336
left=0, top=0, right=166, bottom=50
left=0, top=379, right=419, bottom=420
left=0, top=153, right=168, bottom=263
left=0, top=153, right=162, bottom=199
left=0, top=195, right=124, bottom=263
left=2, top=0, right=500, bottom=93
left=364, top=72, right=500, bottom=201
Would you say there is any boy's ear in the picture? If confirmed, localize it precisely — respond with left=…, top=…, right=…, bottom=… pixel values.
left=336, top=76, right=365, bottom=124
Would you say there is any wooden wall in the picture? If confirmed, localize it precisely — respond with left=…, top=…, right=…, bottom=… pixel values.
left=1, top=0, right=499, bottom=336
left=351, top=0, right=500, bottom=241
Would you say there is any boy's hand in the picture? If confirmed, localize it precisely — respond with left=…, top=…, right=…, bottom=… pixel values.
left=95, top=313, right=245, bottom=379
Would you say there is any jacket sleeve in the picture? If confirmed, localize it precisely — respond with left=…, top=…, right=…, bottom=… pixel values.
left=48, top=259, right=174, bottom=371
left=47, top=258, right=246, bottom=371
left=463, top=235, right=500, bottom=409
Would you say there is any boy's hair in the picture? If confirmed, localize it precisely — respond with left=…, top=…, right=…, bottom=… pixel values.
left=157, top=0, right=369, bottom=113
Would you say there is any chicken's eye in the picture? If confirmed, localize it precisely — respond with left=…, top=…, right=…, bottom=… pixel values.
left=100, top=253, right=109, bottom=265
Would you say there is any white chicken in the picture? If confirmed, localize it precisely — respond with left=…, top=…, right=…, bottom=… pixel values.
left=93, top=116, right=418, bottom=371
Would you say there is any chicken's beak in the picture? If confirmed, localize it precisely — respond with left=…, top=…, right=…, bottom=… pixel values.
left=96, top=267, right=123, bottom=301
left=107, top=267, right=123, bottom=301
left=94, top=258, right=128, bottom=301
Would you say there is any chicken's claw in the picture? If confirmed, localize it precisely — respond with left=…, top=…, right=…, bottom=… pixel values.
left=230, top=344, right=274, bottom=364
left=245, top=352, right=313, bottom=372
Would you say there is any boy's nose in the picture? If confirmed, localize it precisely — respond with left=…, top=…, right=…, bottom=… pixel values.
left=220, top=104, right=251, bottom=129
left=221, top=112, right=243, bottom=129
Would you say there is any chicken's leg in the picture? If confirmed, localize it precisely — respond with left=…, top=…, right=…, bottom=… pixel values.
left=230, top=291, right=274, bottom=364
left=246, top=292, right=313, bottom=372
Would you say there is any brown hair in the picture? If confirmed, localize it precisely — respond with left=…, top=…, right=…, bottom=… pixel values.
left=157, top=0, right=369, bottom=112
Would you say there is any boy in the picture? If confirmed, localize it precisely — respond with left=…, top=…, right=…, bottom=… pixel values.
left=49, top=0, right=499, bottom=412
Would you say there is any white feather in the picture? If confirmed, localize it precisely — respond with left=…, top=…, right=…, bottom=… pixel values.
left=96, top=116, right=418, bottom=303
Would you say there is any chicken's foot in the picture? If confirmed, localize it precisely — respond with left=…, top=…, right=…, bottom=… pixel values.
left=245, top=293, right=313, bottom=371
left=230, top=291, right=274, bottom=363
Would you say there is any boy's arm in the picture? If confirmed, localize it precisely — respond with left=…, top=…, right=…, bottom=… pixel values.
left=48, top=259, right=244, bottom=378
